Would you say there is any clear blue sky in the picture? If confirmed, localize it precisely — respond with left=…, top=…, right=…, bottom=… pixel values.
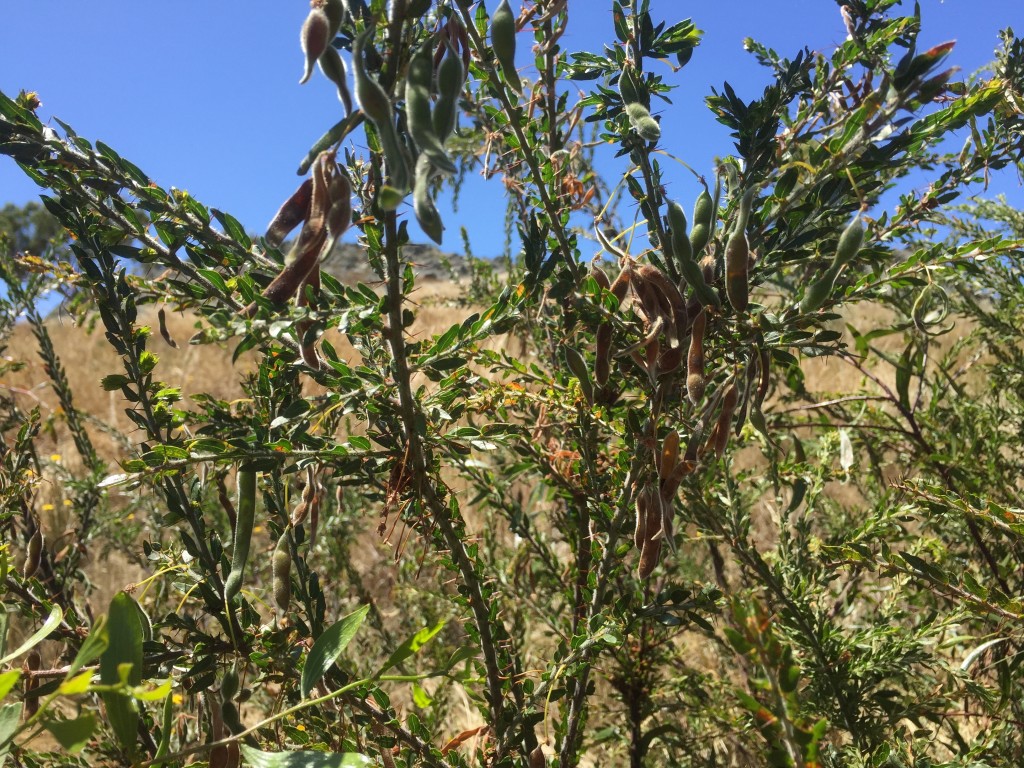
left=1, top=1, right=1021, bottom=259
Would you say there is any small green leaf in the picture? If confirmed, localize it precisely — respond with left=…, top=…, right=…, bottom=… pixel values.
left=58, top=670, right=93, bottom=696
left=240, top=746, right=373, bottom=767
left=301, top=605, right=369, bottom=699
left=0, top=671, right=20, bottom=702
left=377, top=620, right=446, bottom=676
left=43, top=713, right=97, bottom=754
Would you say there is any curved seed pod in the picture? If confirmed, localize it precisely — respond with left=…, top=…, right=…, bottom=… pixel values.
left=23, top=527, right=43, bottom=579
left=491, top=0, right=521, bottom=94
left=406, top=44, right=457, bottom=174
left=265, top=178, right=313, bottom=249
left=595, top=324, right=612, bottom=386
left=224, top=468, right=256, bottom=603
left=658, top=430, right=680, bottom=480
left=725, top=190, right=754, bottom=313
left=272, top=530, right=292, bottom=615
left=413, top=155, right=444, bottom=244
left=657, top=343, right=683, bottom=375
left=832, top=214, right=865, bottom=268
left=635, top=264, right=688, bottom=343
left=591, top=263, right=611, bottom=291
left=353, top=27, right=393, bottom=125
left=687, top=308, right=707, bottom=406
left=609, top=265, right=631, bottom=303
left=529, top=744, right=545, bottom=768
left=433, top=43, right=465, bottom=143
left=300, top=9, right=332, bottom=85
left=800, top=263, right=840, bottom=313
left=689, top=188, right=714, bottom=256
left=678, top=255, right=720, bottom=310
left=318, top=46, right=353, bottom=115
left=625, top=102, right=661, bottom=142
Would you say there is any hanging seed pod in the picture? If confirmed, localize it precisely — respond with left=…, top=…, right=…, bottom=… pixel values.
left=800, top=264, right=839, bottom=313
left=433, top=42, right=465, bottom=143
left=23, top=527, right=43, bottom=579
left=725, top=189, right=754, bottom=313
left=491, top=0, right=521, bottom=94
left=595, top=324, right=613, bottom=386
left=708, top=384, right=739, bottom=458
left=687, top=308, right=707, bottom=406
left=224, top=468, right=257, bottom=603
left=635, top=264, right=688, bottom=344
left=406, top=44, right=457, bottom=174
left=618, top=64, right=646, bottom=108
left=658, top=430, right=680, bottom=480
left=319, top=0, right=345, bottom=37
left=833, top=214, right=865, bottom=268
left=624, top=103, right=661, bottom=142
left=318, top=46, right=353, bottom=115
left=300, top=8, right=332, bottom=85
left=668, top=200, right=721, bottom=309
left=265, top=178, right=313, bottom=248
left=326, top=170, right=352, bottom=240
left=633, top=486, right=650, bottom=550
left=666, top=201, right=692, bottom=263
left=353, top=27, right=393, bottom=125
left=528, top=744, right=546, bottom=768
left=689, top=188, right=714, bottom=256
left=609, top=264, right=631, bottom=303
left=272, top=530, right=292, bottom=615
left=413, top=156, right=444, bottom=244
left=637, top=489, right=663, bottom=579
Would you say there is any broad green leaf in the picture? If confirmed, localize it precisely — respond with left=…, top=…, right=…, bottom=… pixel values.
left=240, top=746, right=373, bottom=767
left=0, top=605, right=62, bottom=666
left=0, top=702, right=23, bottom=759
left=99, top=592, right=144, bottom=756
left=300, top=605, right=369, bottom=699
left=58, top=670, right=93, bottom=696
left=376, top=619, right=446, bottom=677
left=0, top=672, right=19, bottom=702
left=43, top=713, right=96, bottom=753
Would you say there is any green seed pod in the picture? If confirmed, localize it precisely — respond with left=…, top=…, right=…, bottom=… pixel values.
left=491, top=0, right=521, bottom=94
left=625, top=102, right=661, bottom=142
left=678, top=254, right=720, bottom=310
left=407, top=0, right=432, bottom=16
left=432, top=44, right=465, bottom=143
left=800, top=263, right=840, bottom=313
left=272, top=530, right=292, bottom=615
left=832, top=214, right=865, bottom=268
left=318, top=45, right=353, bottom=115
left=405, top=44, right=457, bottom=174
left=353, top=27, right=393, bottom=125
left=224, top=468, right=256, bottom=604
left=686, top=308, right=706, bottom=405
left=618, top=64, right=645, bottom=108
left=221, top=664, right=239, bottom=704
left=413, top=156, right=444, bottom=244
left=300, top=9, right=332, bottom=85
left=689, top=188, right=714, bottom=255
left=667, top=201, right=692, bottom=263
left=319, top=0, right=345, bottom=37
left=23, top=527, right=43, bottom=579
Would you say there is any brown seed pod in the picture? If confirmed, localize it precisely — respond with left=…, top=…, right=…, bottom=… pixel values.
left=637, top=491, right=663, bottom=580
left=326, top=170, right=352, bottom=240
left=595, top=324, right=612, bottom=387
left=687, top=308, right=707, bottom=406
left=635, top=264, right=689, bottom=344
left=658, top=430, right=680, bottom=480
left=157, top=307, right=178, bottom=348
left=300, top=9, right=332, bottom=85
left=265, top=178, right=313, bottom=249
left=633, top=486, right=650, bottom=550
left=529, top=744, right=546, bottom=768
left=708, top=384, right=739, bottom=458
left=609, top=265, right=631, bottom=303
left=590, top=263, right=611, bottom=291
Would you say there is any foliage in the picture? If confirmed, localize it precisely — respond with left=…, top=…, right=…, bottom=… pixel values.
left=1, top=2, right=1023, bottom=767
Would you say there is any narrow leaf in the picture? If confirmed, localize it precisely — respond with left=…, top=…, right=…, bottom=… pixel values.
left=240, top=745, right=373, bottom=767
left=0, top=605, right=61, bottom=666
left=377, top=619, right=446, bottom=676
left=300, top=605, right=369, bottom=699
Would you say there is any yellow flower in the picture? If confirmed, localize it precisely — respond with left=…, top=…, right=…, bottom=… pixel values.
left=50, top=454, right=62, bottom=462
left=42, top=503, right=54, bottom=511
left=172, top=694, right=183, bottom=705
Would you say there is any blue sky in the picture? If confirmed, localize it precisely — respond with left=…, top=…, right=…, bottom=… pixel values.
left=1, top=1, right=1021, bottom=260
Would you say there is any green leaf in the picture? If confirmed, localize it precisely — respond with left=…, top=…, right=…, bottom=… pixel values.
left=0, top=605, right=62, bottom=666
left=68, top=615, right=108, bottom=675
left=58, top=670, right=93, bottom=696
left=0, top=702, right=23, bottom=759
left=99, top=592, right=144, bottom=756
left=0, top=672, right=19, bottom=702
left=43, top=713, right=97, bottom=753
left=376, top=619, right=446, bottom=677
left=240, top=746, right=373, bottom=768
left=301, top=605, right=369, bottom=699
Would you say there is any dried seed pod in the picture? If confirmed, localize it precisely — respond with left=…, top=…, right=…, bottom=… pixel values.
left=725, top=190, right=754, bottom=313
left=529, top=744, right=545, bottom=768
left=633, top=486, right=650, bottom=550
left=318, top=45, right=353, bottom=115
left=686, top=308, right=707, bottom=406
left=406, top=43, right=457, bottom=174
left=413, top=155, right=444, bottom=244
left=23, top=527, right=43, bottom=579
left=491, top=0, right=521, bottom=94
left=637, top=492, right=663, bottom=579
left=595, top=324, right=612, bottom=386
left=300, top=9, right=332, bottom=85
left=272, top=530, right=292, bottom=615
left=635, top=264, right=688, bottom=344
left=433, top=42, right=465, bottom=143
left=265, top=178, right=313, bottom=248
left=658, top=430, right=680, bottom=480
left=609, top=265, right=631, bottom=303
left=326, top=170, right=352, bottom=240
left=158, top=307, right=178, bottom=348
left=708, top=384, right=739, bottom=458
left=224, top=468, right=257, bottom=604
left=590, top=263, right=611, bottom=291
left=625, top=102, right=661, bottom=142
